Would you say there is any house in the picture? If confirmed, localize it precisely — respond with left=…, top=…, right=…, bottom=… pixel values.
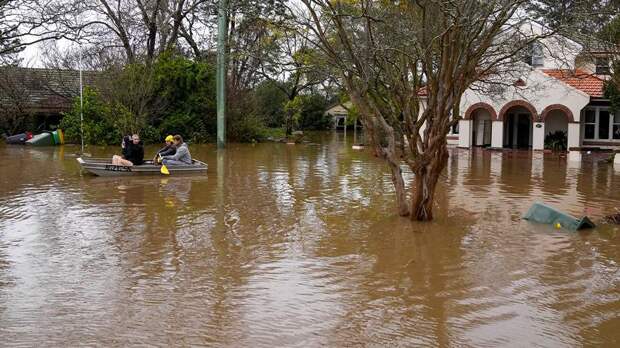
left=429, top=22, right=617, bottom=159
left=325, top=102, right=351, bottom=129
left=0, top=67, right=100, bottom=130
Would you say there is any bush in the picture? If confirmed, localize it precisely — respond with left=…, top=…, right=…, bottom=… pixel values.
left=228, top=112, right=267, bottom=143
left=60, top=54, right=217, bottom=145
left=285, top=94, right=331, bottom=131
left=544, top=130, right=567, bottom=151
left=59, top=87, right=121, bottom=145
left=151, top=53, right=217, bottom=141
left=253, top=80, right=288, bottom=127
left=58, top=53, right=332, bottom=144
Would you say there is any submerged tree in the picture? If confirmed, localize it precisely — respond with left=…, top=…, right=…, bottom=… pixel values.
left=293, top=0, right=555, bottom=220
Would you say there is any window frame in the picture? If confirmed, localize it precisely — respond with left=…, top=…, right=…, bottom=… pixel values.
left=584, top=109, right=596, bottom=140
left=582, top=106, right=617, bottom=141
left=531, top=42, right=544, bottom=67
left=595, top=57, right=611, bottom=75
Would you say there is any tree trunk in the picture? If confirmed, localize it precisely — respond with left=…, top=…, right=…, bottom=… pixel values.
left=410, top=143, right=449, bottom=221
left=387, top=159, right=410, bottom=217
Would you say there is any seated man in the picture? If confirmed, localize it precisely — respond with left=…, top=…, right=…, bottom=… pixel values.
left=112, top=134, right=144, bottom=166
left=161, top=135, right=192, bottom=165
left=154, top=135, right=176, bottom=162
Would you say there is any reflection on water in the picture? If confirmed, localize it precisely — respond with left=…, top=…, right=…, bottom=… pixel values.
left=0, top=133, right=619, bottom=346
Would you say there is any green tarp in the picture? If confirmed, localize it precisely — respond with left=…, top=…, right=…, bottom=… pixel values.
left=523, top=202, right=595, bottom=231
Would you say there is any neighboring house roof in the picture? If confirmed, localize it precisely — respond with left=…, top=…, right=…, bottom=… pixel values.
left=541, top=69, right=606, bottom=98
left=0, top=67, right=101, bottom=114
left=325, top=102, right=351, bottom=116
left=418, top=86, right=427, bottom=96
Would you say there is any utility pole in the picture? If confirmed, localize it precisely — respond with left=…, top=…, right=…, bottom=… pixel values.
left=79, top=44, right=84, bottom=154
left=216, top=0, right=228, bottom=149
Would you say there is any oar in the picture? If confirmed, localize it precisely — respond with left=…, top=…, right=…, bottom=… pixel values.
left=159, top=154, right=170, bottom=175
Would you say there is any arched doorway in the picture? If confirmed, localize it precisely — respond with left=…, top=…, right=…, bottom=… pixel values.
left=471, top=109, right=492, bottom=147
left=541, top=105, right=573, bottom=150
left=499, top=101, right=537, bottom=149
left=463, top=102, right=497, bottom=148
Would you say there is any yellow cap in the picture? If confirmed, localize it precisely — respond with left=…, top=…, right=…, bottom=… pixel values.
left=165, top=135, right=174, bottom=142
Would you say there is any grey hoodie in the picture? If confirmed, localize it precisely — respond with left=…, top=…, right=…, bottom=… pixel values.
left=163, top=143, right=192, bottom=164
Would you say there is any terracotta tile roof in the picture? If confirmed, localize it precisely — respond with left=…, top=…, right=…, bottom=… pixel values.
left=417, top=86, right=427, bottom=96
left=541, top=69, right=605, bottom=98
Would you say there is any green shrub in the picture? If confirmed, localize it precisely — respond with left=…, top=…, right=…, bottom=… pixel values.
left=544, top=130, right=567, bottom=151
left=59, top=87, right=121, bottom=145
left=58, top=53, right=332, bottom=144
left=253, top=80, right=288, bottom=127
left=228, top=108, right=268, bottom=143
left=151, top=53, right=217, bottom=140
left=285, top=94, right=331, bottom=132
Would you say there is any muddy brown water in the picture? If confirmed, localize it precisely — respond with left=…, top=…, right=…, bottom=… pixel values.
left=0, top=132, right=619, bottom=347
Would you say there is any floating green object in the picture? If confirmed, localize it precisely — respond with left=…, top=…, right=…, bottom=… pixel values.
left=523, top=202, right=595, bottom=231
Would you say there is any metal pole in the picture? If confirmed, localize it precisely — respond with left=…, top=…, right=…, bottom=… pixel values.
left=216, top=0, right=228, bottom=149
left=79, top=45, right=84, bottom=154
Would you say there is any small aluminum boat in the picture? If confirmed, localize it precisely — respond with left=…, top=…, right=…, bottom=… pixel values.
left=77, top=157, right=208, bottom=176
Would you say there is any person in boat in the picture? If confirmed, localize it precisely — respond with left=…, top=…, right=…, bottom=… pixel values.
left=112, top=134, right=144, bottom=166
left=161, top=135, right=192, bottom=166
left=154, top=135, right=176, bottom=163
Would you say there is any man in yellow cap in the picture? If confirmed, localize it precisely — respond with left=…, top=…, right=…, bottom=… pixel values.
left=154, top=135, right=177, bottom=163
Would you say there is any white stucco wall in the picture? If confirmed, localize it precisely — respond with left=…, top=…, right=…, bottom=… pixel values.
left=460, top=68, right=590, bottom=122
left=458, top=120, right=472, bottom=148
left=539, top=35, right=581, bottom=70
left=519, top=21, right=582, bottom=70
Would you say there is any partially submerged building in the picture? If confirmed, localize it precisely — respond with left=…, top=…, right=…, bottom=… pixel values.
left=0, top=67, right=99, bottom=132
left=423, top=22, right=617, bottom=158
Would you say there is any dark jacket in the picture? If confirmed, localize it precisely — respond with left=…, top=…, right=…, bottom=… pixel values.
left=123, top=140, right=144, bottom=165
left=156, top=144, right=176, bottom=157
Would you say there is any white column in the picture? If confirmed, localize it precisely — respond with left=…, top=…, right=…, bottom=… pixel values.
left=567, top=122, right=581, bottom=164
left=567, top=122, right=580, bottom=149
left=532, top=122, right=545, bottom=150
left=491, top=121, right=503, bottom=149
left=614, top=153, right=620, bottom=171
left=458, top=120, right=472, bottom=148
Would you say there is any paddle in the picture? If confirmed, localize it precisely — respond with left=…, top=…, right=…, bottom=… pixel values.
left=159, top=154, right=170, bottom=175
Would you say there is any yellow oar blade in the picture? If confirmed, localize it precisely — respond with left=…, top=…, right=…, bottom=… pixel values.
left=161, top=164, right=170, bottom=175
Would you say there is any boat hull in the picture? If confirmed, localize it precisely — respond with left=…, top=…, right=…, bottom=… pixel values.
left=4, top=132, right=32, bottom=144
left=26, top=132, right=55, bottom=146
left=77, top=158, right=208, bottom=176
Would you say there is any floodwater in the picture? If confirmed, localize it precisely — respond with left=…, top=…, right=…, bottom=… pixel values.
left=0, top=132, right=618, bottom=347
